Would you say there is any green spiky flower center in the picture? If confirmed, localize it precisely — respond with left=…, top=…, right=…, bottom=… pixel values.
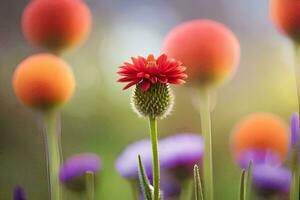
left=131, top=82, right=173, bottom=119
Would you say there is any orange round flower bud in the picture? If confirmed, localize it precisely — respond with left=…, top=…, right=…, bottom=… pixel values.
left=162, top=19, right=240, bottom=87
left=270, top=0, right=300, bottom=42
left=22, top=0, right=92, bottom=52
left=231, top=113, right=289, bottom=161
left=13, top=54, right=75, bottom=110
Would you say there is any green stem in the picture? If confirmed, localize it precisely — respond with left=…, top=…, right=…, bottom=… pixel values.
left=130, top=180, right=139, bottom=200
left=291, top=42, right=300, bottom=200
left=56, top=113, right=64, bottom=163
left=85, top=172, right=95, bottom=200
left=43, top=111, right=62, bottom=200
left=180, top=179, right=192, bottom=200
left=199, top=87, right=214, bottom=200
left=290, top=147, right=300, bottom=200
left=149, top=117, right=160, bottom=200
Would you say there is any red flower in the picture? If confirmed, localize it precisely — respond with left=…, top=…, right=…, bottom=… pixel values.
left=117, top=54, right=187, bottom=91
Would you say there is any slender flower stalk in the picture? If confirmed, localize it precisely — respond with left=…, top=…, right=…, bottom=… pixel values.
left=85, top=172, right=95, bottom=200
left=290, top=44, right=300, bottom=200
left=199, top=86, right=213, bottom=200
left=43, top=111, right=62, bottom=200
left=130, top=180, right=139, bottom=200
left=149, top=117, right=160, bottom=200
left=180, top=179, right=192, bottom=200
left=290, top=146, right=299, bottom=200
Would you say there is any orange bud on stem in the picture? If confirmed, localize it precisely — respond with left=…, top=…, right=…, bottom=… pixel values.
left=162, top=19, right=240, bottom=88
left=22, top=0, right=92, bottom=52
left=270, top=0, right=300, bottom=43
left=13, top=54, right=75, bottom=110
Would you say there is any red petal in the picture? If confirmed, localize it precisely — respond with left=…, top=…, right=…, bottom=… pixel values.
left=168, top=79, right=186, bottom=84
left=131, top=57, right=142, bottom=69
left=141, top=81, right=151, bottom=91
left=156, top=54, right=167, bottom=65
left=123, top=79, right=141, bottom=90
left=117, top=77, right=137, bottom=82
left=158, top=77, right=168, bottom=83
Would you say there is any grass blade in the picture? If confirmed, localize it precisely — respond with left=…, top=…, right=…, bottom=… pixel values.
left=239, top=169, right=246, bottom=200
left=138, top=155, right=152, bottom=200
left=194, top=165, right=204, bottom=200
left=245, top=161, right=252, bottom=200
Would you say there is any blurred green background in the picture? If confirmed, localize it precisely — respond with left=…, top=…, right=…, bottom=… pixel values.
left=0, top=0, right=297, bottom=199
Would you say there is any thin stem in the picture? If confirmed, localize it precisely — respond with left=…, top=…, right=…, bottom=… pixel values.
left=180, top=179, right=192, bottom=200
left=43, top=111, right=62, bottom=200
left=85, top=172, right=95, bottom=200
left=199, top=87, right=214, bottom=200
left=290, top=147, right=300, bottom=200
left=130, top=180, right=139, bottom=200
left=37, top=114, right=51, bottom=200
left=149, top=117, right=160, bottom=200
left=290, top=42, right=300, bottom=200
left=56, top=113, right=64, bottom=163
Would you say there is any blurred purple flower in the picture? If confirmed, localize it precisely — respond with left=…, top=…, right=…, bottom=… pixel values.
left=291, top=113, right=299, bottom=148
left=159, top=133, right=204, bottom=179
left=252, top=164, right=291, bottom=195
left=115, top=133, right=204, bottom=179
left=115, top=139, right=152, bottom=179
left=116, top=133, right=204, bottom=199
left=13, top=186, right=26, bottom=200
left=237, top=149, right=281, bottom=169
left=59, top=153, right=101, bottom=191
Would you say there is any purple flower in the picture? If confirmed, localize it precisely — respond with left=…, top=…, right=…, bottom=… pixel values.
left=115, top=133, right=204, bottom=179
left=116, top=139, right=181, bottom=198
left=291, top=113, right=299, bottom=148
left=115, top=139, right=152, bottom=179
left=115, top=133, right=204, bottom=199
left=13, top=186, right=26, bottom=200
left=159, top=133, right=204, bottom=179
left=237, top=149, right=281, bottom=169
left=59, top=153, right=101, bottom=191
left=252, top=164, right=291, bottom=195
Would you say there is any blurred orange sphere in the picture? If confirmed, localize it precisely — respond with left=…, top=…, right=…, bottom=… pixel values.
left=13, top=54, right=75, bottom=110
left=162, top=19, right=240, bottom=87
left=270, top=0, right=300, bottom=42
left=231, top=113, right=289, bottom=161
left=22, top=0, right=92, bottom=52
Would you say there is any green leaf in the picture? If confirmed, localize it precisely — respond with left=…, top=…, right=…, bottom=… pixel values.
left=239, top=169, right=246, bottom=200
left=245, top=161, right=252, bottom=200
left=138, top=155, right=152, bottom=200
left=193, top=165, right=204, bottom=200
